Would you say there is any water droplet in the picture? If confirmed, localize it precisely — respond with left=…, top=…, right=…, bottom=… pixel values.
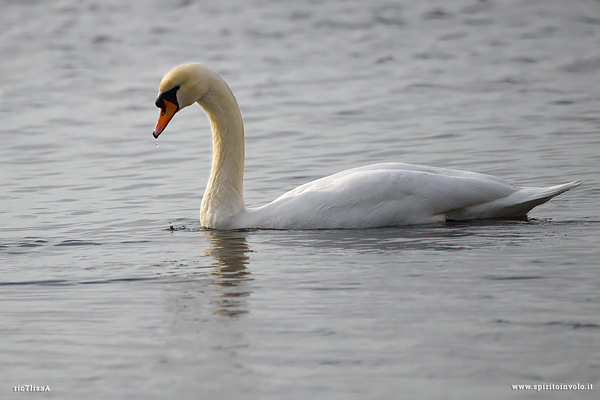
left=155, top=138, right=159, bottom=147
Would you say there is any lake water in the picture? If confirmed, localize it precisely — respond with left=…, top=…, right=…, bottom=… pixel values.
left=1, top=0, right=599, bottom=398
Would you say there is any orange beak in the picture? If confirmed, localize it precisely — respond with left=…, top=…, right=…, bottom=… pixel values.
left=153, top=100, right=178, bottom=138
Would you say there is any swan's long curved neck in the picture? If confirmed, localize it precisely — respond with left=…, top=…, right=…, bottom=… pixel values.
left=198, top=76, right=246, bottom=229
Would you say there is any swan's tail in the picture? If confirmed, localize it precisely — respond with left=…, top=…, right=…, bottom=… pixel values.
left=446, top=180, right=583, bottom=221
left=493, top=180, right=583, bottom=218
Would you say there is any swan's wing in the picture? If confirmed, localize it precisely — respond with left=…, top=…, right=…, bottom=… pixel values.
left=246, top=163, right=523, bottom=229
left=338, top=162, right=513, bottom=185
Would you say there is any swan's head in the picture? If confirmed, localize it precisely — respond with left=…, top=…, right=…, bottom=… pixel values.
left=153, top=63, right=212, bottom=138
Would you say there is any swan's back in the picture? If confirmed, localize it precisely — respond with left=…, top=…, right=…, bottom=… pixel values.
left=242, top=163, right=581, bottom=229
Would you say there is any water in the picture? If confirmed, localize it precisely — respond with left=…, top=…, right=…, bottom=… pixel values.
left=1, top=0, right=599, bottom=398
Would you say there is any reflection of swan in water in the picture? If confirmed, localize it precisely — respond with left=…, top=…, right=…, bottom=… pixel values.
left=202, top=230, right=252, bottom=317
left=160, top=230, right=254, bottom=384
left=261, top=220, right=539, bottom=254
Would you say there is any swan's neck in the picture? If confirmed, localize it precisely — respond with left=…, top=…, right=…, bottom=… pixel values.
left=198, top=78, right=246, bottom=229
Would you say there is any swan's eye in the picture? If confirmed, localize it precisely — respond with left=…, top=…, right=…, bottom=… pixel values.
left=155, top=85, right=180, bottom=115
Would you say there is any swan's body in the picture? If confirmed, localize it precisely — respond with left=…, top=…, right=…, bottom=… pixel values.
left=153, top=63, right=581, bottom=230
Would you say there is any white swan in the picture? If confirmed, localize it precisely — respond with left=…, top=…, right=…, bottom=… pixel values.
left=153, top=63, right=581, bottom=230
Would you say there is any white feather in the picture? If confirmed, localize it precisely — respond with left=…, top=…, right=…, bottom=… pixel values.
left=241, top=163, right=581, bottom=229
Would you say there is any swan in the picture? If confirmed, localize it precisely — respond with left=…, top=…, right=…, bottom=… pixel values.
left=152, top=63, right=581, bottom=230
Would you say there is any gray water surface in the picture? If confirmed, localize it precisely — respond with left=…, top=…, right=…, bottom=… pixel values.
left=1, top=0, right=599, bottom=399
